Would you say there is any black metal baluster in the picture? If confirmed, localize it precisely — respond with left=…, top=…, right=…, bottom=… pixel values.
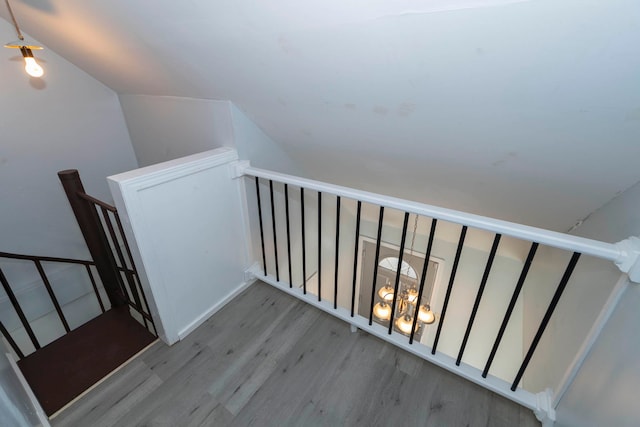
left=255, top=177, right=267, bottom=276
left=99, top=210, right=128, bottom=300
left=368, top=207, right=385, bottom=325
left=101, top=208, right=129, bottom=286
left=85, top=265, right=106, bottom=313
left=0, top=268, right=40, bottom=350
left=101, top=208, right=144, bottom=328
left=269, top=180, right=280, bottom=282
left=0, top=321, right=24, bottom=359
left=388, top=212, right=410, bottom=335
left=284, top=184, right=293, bottom=288
left=410, top=218, right=438, bottom=344
left=456, top=233, right=502, bottom=366
left=350, top=201, right=362, bottom=317
left=511, top=252, right=581, bottom=391
left=483, top=242, right=538, bottom=378
left=317, top=191, right=322, bottom=301
left=334, top=196, right=341, bottom=309
left=114, top=212, right=155, bottom=329
left=34, top=260, right=71, bottom=333
left=113, top=212, right=133, bottom=271
left=130, top=274, right=153, bottom=330
left=301, top=187, right=307, bottom=294
left=433, top=226, right=467, bottom=354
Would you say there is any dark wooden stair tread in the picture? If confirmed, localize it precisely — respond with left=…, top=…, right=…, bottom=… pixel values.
left=18, top=306, right=156, bottom=416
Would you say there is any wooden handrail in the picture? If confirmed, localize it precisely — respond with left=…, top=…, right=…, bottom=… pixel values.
left=77, top=191, right=117, bottom=212
left=0, top=251, right=94, bottom=266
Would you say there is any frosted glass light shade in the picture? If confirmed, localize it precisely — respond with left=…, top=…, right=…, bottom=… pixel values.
left=418, top=305, right=435, bottom=324
left=378, top=285, right=394, bottom=301
left=395, top=315, right=416, bottom=334
left=373, top=302, right=392, bottom=320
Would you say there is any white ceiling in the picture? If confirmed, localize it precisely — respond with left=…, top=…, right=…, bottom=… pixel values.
left=2, top=0, right=639, bottom=232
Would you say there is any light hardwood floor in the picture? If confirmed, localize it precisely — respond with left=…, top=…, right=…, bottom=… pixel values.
left=52, top=281, right=540, bottom=427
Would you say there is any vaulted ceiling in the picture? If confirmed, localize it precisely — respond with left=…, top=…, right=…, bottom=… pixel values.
left=2, top=0, right=639, bottom=232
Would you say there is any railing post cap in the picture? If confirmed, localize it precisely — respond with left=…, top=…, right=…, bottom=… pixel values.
left=534, top=388, right=556, bottom=426
left=614, top=236, right=640, bottom=283
left=229, top=160, right=251, bottom=179
left=58, top=169, right=80, bottom=179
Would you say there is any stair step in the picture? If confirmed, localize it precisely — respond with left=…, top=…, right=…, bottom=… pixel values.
left=17, top=306, right=156, bottom=416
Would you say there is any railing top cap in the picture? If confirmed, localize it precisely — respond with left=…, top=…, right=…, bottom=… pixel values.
left=58, top=169, right=80, bottom=179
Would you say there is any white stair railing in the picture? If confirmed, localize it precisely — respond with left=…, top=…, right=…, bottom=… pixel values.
left=237, top=162, right=639, bottom=426
left=107, top=149, right=639, bottom=427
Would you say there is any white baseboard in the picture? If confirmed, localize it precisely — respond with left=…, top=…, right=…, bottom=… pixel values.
left=176, top=279, right=256, bottom=341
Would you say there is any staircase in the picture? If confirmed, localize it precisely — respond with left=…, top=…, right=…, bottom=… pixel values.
left=0, top=170, right=158, bottom=417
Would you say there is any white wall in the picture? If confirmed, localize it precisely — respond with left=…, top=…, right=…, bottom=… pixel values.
left=0, top=20, right=137, bottom=259
left=0, top=18, right=137, bottom=338
left=109, top=148, right=251, bottom=345
left=118, top=95, right=304, bottom=176
left=555, top=182, right=640, bottom=427
left=118, top=95, right=234, bottom=167
left=0, top=340, right=45, bottom=426
left=230, top=104, right=304, bottom=176
left=520, top=183, right=640, bottom=396
left=10, top=0, right=640, bottom=232
left=566, top=181, right=640, bottom=244
left=521, top=248, right=619, bottom=394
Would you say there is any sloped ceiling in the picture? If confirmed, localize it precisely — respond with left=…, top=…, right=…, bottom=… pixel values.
left=2, top=0, right=639, bottom=232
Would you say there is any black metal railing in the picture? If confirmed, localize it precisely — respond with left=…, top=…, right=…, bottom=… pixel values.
left=58, top=169, right=155, bottom=336
left=251, top=177, right=583, bottom=394
left=0, top=171, right=158, bottom=360
left=77, top=192, right=155, bottom=332
left=0, top=251, right=103, bottom=358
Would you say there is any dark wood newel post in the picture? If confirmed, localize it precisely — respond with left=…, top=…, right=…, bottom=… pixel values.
left=58, top=169, right=125, bottom=307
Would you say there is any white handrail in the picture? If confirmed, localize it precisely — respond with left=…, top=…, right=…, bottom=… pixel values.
left=242, top=165, right=624, bottom=264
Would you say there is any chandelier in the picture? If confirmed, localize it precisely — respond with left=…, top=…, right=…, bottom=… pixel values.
left=372, top=215, right=435, bottom=336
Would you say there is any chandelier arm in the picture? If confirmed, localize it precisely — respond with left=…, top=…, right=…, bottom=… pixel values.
left=409, top=214, right=419, bottom=257
left=4, top=0, right=24, bottom=41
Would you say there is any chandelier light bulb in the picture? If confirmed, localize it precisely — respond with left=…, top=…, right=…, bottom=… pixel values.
left=24, top=56, right=43, bottom=77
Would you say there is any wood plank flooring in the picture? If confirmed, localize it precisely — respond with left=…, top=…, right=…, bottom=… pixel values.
left=52, top=281, right=540, bottom=427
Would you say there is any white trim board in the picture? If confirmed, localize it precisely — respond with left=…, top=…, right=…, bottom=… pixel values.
left=109, top=147, right=250, bottom=345
left=242, top=166, right=623, bottom=264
